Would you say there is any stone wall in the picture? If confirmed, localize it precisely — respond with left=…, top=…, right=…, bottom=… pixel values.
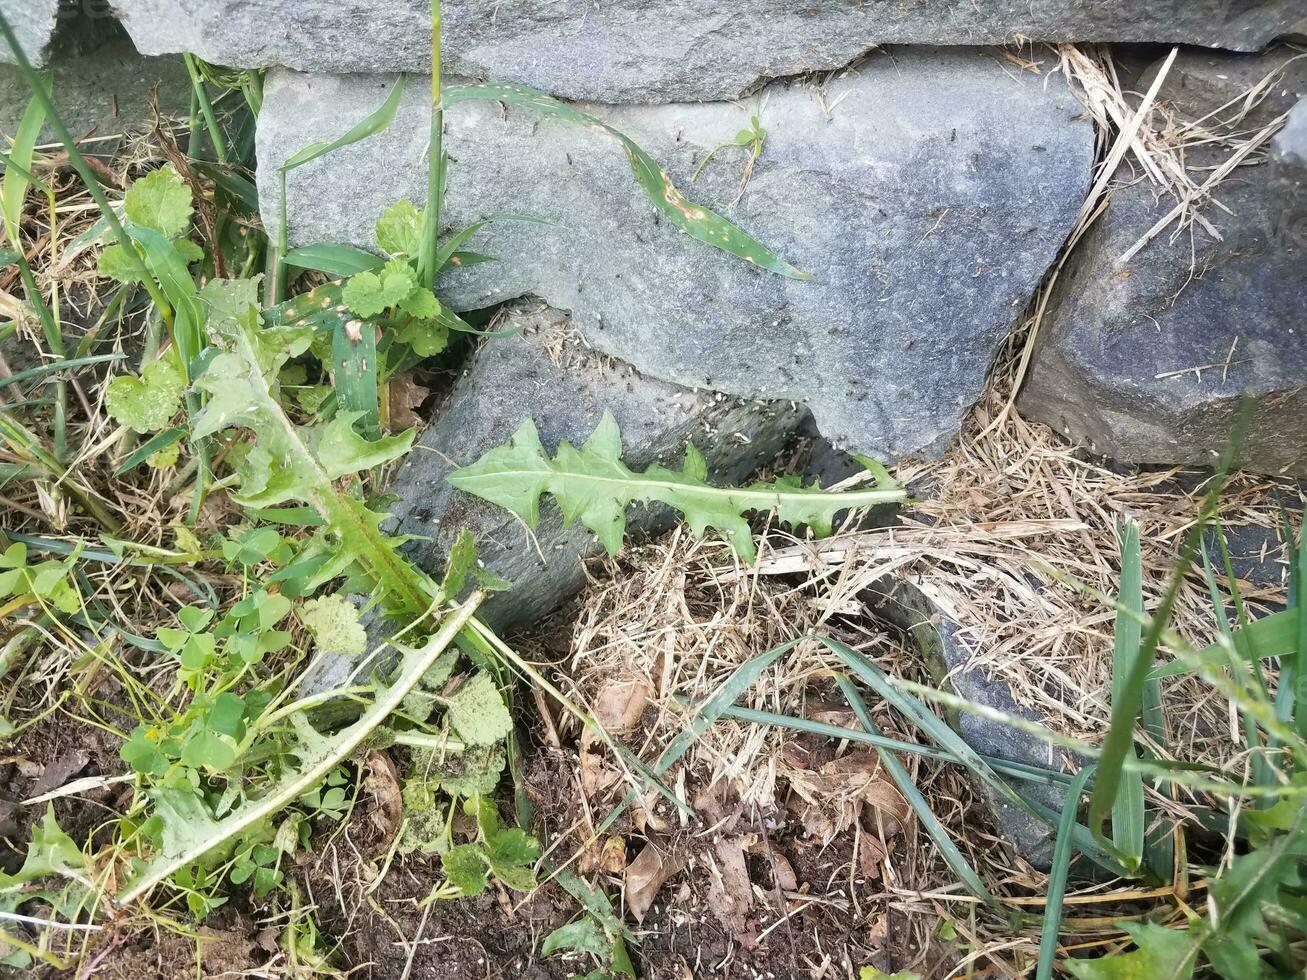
left=13, top=1, right=1300, bottom=493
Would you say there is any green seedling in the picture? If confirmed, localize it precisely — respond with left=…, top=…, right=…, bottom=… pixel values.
left=692, top=112, right=768, bottom=202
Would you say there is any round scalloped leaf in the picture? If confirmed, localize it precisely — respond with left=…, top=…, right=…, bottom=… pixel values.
left=298, top=595, right=366, bottom=655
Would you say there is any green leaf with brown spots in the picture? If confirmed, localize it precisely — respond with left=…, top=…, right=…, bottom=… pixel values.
left=445, top=82, right=810, bottom=280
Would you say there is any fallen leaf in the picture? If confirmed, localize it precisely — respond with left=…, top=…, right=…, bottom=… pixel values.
left=599, top=835, right=628, bottom=874
left=364, top=751, right=402, bottom=846
left=593, top=677, right=651, bottom=733
left=387, top=374, right=430, bottom=432
left=624, top=842, right=684, bottom=922
left=706, top=836, right=754, bottom=939
left=578, top=726, right=620, bottom=799
left=785, top=753, right=908, bottom=840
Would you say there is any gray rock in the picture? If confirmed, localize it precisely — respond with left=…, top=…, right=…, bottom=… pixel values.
left=385, top=305, right=803, bottom=632
left=0, top=38, right=191, bottom=146
left=869, top=578, right=1064, bottom=869
left=257, top=50, right=1093, bottom=461
left=115, top=0, right=1306, bottom=103
left=1273, top=97, right=1307, bottom=175
left=0, top=0, right=59, bottom=67
left=1020, top=50, right=1307, bottom=476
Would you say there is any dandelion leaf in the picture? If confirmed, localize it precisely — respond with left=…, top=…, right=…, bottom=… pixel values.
left=448, top=412, right=904, bottom=563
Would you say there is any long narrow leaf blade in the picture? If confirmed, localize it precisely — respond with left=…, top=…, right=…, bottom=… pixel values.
left=1111, top=521, right=1145, bottom=871
left=835, top=674, right=997, bottom=906
left=283, top=243, right=385, bottom=277
left=1036, top=765, right=1096, bottom=980
left=281, top=75, right=407, bottom=173
left=1, top=81, right=47, bottom=247
left=445, top=82, right=809, bottom=280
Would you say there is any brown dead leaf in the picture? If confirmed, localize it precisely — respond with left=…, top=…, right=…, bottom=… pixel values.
left=363, top=752, right=403, bottom=847
left=624, top=842, right=685, bottom=922
left=579, top=726, right=620, bottom=799
left=706, top=836, right=754, bottom=940
left=594, top=677, right=652, bottom=734
left=785, top=752, right=908, bottom=840
left=387, top=374, right=430, bottom=432
left=578, top=835, right=628, bottom=876
left=599, top=835, right=628, bottom=874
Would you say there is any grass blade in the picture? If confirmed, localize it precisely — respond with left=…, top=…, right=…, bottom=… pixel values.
left=1087, top=467, right=1228, bottom=846
left=1199, top=538, right=1272, bottom=793
left=834, top=674, right=998, bottom=905
left=445, top=82, right=809, bottom=279
left=715, top=703, right=1071, bottom=787
left=1149, top=608, right=1299, bottom=680
left=1035, top=765, right=1096, bottom=980
left=330, top=317, right=379, bottom=435
left=1111, top=521, right=1145, bottom=872
left=1, top=79, right=46, bottom=248
left=113, top=426, right=186, bottom=476
left=280, top=75, right=407, bottom=174
left=283, top=244, right=385, bottom=277
left=277, top=73, right=407, bottom=301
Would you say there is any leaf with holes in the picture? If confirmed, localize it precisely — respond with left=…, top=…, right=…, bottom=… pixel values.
left=105, top=350, right=185, bottom=433
left=444, top=671, right=513, bottom=746
left=124, top=165, right=194, bottom=239
left=299, top=595, right=366, bottom=655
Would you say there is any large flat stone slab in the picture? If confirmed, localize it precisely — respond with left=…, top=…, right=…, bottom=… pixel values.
left=117, top=0, right=1306, bottom=103
left=257, top=50, right=1093, bottom=461
left=1020, top=50, right=1307, bottom=475
left=383, top=305, right=803, bottom=631
left=0, top=0, right=59, bottom=67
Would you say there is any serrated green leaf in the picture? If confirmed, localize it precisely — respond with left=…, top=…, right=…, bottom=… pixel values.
left=414, top=741, right=506, bottom=797
left=441, top=529, right=477, bottom=601
left=344, top=259, right=417, bottom=318
left=486, top=826, right=539, bottom=871
left=105, top=351, right=185, bottom=434
left=1064, top=922, right=1197, bottom=979
left=341, top=271, right=386, bottom=318
left=448, top=412, right=905, bottom=563
left=299, top=595, right=366, bottom=655
left=442, top=843, right=489, bottom=895
left=118, top=601, right=483, bottom=904
left=376, top=199, right=422, bottom=256
left=309, top=411, right=414, bottom=482
left=192, top=279, right=437, bottom=621
left=0, top=805, right=83, bottom=889
left=173, top=238, right=205, bottom=265
left=443, top=671, right=513, bottom=746
left=124, top=165, right=193, bottom=238
left=543, top=917, right=610, bottom=961
left=147, top=442, right=181, bottom=469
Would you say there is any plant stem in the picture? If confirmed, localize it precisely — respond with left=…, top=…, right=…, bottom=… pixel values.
left=183, top=54, right=228, bottom=164
left=417, top=0, right=443, bottom=286
left=0, top=11, right=174, bottom=333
